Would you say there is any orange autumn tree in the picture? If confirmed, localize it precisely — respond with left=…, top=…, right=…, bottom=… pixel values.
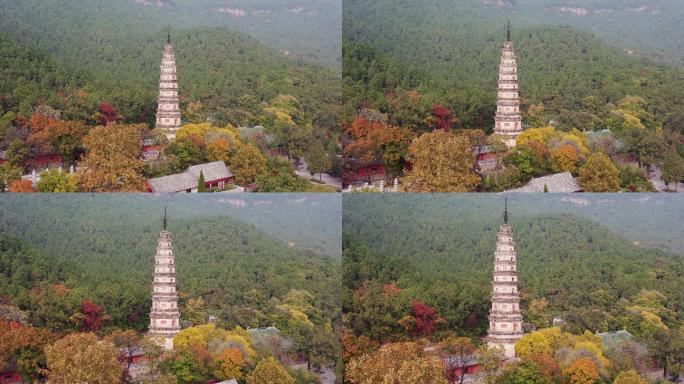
left=0, top=320, right=55, bottom=381
left=346, top=116, right=415, bottom=180
left=563, top=357, right=600, bottom=384
left=9, top=179, right=33, bottom=192
left=44, top=333, right=123, bottom=383
left=402, top=130, right=480, bottom=192
left=213, top=347, right=246, bottom=381
left=346, top=342, right=446, bottom=384
left=77, top=123, right=147, bottom=192
left=551, top=144, right=581, bottom=174
left=342, top=331, right=380, bottom=361
left=26, top=113, right=59, bottom=154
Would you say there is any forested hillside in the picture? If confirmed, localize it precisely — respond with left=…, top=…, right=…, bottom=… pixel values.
left=343, top=23, right=683, bottom=131
left=2, top=0, right=341, bottom=69
left=132, top=0, right=342, bottom=68
left=0, top=194, right=341, bottom=259
left=0, top=0, right=340, bottom=136
left=342, top=194, right=684, bottom=340
left=342, top=0, right=684, bottom=192
left=0, top=195, right=341, bottom=382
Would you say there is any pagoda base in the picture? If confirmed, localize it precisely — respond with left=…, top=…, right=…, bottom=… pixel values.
left=485, top=337, right=518, bottom=359
left=148, top=332, right=175, bottom=351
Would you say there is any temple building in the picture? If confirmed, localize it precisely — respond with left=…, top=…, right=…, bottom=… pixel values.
left=494, top=21, right=523, bottom=147
left=485, top=198, right=523, bottom=358
left=156, top=33, right=182, bottom=140
left=148, top=208, right=181, bottom=350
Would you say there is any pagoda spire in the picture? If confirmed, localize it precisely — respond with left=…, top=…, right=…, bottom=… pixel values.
left=506, top=19, right=511, bottom=42
left=504, top=197, right=508, bottom=224
left=167, top=30, right=171, bottom=45
left=163, top=206, right=167, bottom=230
left=485, top=200, right=524, bottom=359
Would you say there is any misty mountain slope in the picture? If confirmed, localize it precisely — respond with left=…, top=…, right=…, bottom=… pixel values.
left=344, top=0, right=684, bottom=67
left=0, top=194, right=341, bottom=258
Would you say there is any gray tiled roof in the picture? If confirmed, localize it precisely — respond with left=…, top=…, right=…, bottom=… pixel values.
left=148, top=172, right=197, bottom=193
left=507, top=172, right=581, bottom=193
left=216, top=380, right=238, bottom=384
left=148, top=161, right=234, bottom=193
left=187, top=161, right=233, bottom=181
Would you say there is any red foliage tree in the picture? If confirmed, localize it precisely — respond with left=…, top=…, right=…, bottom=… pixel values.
left=80, top=300, right=105, bottom=332
left=411, top=300, right=443, bottom=338
left=98, top=103, right=121, bottom=125
left=432, top=104, right=454, bottom=131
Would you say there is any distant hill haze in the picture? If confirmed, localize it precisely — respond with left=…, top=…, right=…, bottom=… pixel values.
left=345, top=0, right=683, bottom=67
left=132, top=0, right=342, bottom=68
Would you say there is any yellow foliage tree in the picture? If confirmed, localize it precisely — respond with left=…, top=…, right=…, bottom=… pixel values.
left=613, top=369, right=648, bottom=384
left=176, top=123, right=237, bottom=142
left=516, top=327, right=573, bottom=359
left=578, top=152, right=621, bottom=192
left=551, top=145, right=580, bottom=174
left=345, top=342, right=447, bottom=384
left=516, top=330, right=553, bottom=358
left=174, top=323, right=218, bottom=350
left=563, top=357, right=600, bottom=384
left=213, top=347, right=246, bottom=381
left=174, top=324, right=256, bottom=360
left=206, top=138, right=232, bottom=164
left=516, top=127, right=559, bottom=147
left=44, top=333, right=123, bottom=384
left=229, top=143, right=268, bottom=185
left=402, top=131, right=480, bottom=192
left=246, top=357, right=295, bottom=384
left=559, top=129, right=590, bottom=156
left=76, top=123, right=147, bottom=192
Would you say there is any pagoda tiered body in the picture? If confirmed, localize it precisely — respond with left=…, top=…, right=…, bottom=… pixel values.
left=148, top=211, right=181, bottom=351
left=155, top=34, right=182, bottom=140
left=485, top=200, right=523, bottom=358
left=494, top=22, right=523, bottom=148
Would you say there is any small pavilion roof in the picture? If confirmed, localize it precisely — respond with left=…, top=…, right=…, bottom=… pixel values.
left=187, top=161, right=233, bottom=181
left=149, top=161, right=234, bottom=193
left=148, top=172, right=197, bottom=193
left=597, top=330, right=633, bottom=348
left=507, top=172, right=581, bottom=193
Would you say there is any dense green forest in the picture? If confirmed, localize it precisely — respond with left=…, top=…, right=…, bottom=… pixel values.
left=342, top=194, right=684, bottom=373
left=0, top=194, right=341, bottom=382
left=0, top=0, right=340, bottom=136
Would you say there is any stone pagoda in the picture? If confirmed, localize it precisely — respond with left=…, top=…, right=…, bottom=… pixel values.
left=494, top=21, right=523, bottom=148
left=155, top=32, right=182, bottom=140
left=148, top=207, right=181, bottom=351
left=485, top=198, right=523, bottom=359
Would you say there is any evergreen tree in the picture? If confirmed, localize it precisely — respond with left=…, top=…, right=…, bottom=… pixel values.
left=197, top=171, right=206, bottom=192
